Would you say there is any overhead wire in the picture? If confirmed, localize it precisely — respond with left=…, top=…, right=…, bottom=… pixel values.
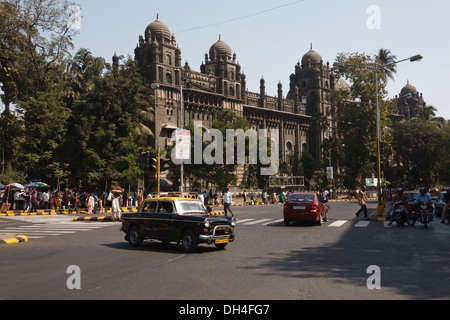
left=175, top=0, right=306, bottom=34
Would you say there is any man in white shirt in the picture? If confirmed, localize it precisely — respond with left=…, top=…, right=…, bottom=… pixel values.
left=223, top=188, right=234, bottom=217
left=42, top=191, right=50, bottom=209
left=197, top=191, right=204, bottom=203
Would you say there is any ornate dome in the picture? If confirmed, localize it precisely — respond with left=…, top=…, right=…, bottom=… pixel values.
left=209, top=35, right=232, bottom=59
left=400, top=80, right=418, bottom=97
left=302, top=45, right=323, bottom=66
left=145, top=14, right=171, bottom=39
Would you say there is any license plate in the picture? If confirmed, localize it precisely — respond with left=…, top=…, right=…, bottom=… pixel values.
left=215, top=239, right=229, bottom=244
left=294, top=206, right=306, bottom=210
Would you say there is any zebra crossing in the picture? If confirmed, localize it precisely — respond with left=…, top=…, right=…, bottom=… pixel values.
left=236, top=218, right=384, bottom=228
left=0, top=215, right=116, bottom=239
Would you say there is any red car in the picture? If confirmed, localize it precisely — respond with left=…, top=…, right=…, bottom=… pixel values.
left=283, top=192, right=329, bottom=226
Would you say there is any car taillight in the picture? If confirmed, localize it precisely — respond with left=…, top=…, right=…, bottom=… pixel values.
left=310, top=205, right=318, bottom=213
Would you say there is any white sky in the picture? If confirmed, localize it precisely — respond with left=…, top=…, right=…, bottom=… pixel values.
left=37, top=0, right=450, bottom=120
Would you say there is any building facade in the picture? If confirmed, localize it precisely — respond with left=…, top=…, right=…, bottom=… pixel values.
left=395, top=80, right=426, bottom=121
left=133, top=15, right=347, bottom=188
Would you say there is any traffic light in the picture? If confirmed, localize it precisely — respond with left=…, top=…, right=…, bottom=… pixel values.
left=149, top=157, right=157, bottom=172
left=160, top=157, right=171, bottom=172
left=141, top=151, right=157, bottom=172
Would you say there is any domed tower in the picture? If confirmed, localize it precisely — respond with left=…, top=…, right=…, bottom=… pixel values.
left=287, top=45, right=334, bottom=162
left=202, top=35, right=243, bottom=99
left=135, top=14, right=182, bottom=85
left=397, top=80, right=426, bottom=120
left=287, top=44, right=331, bottom=116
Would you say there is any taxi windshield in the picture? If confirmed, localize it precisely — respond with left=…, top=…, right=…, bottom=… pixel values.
left=175, top=200, right=207, bottom=215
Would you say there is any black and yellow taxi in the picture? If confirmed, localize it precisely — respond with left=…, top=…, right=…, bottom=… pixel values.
left=121, top=195, right=235, bottom=253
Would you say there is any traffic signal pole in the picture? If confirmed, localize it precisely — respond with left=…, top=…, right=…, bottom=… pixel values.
left=157, top=146, right=161, bottom=196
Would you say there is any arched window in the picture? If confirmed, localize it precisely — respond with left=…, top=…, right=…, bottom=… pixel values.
left=229, top=85, right=235, bottom=96
left=166, top=53, right=172, bottom=66
left=286, top=141, right=293, bottom=154
left=166, top=72, right=172, bottom=84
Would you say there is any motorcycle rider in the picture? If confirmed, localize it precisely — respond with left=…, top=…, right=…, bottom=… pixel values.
left=440, top=188, right=450, bottom=224
left=388, top=187, right=410, bottom=225
left=413, top=187, right=433, bottom=226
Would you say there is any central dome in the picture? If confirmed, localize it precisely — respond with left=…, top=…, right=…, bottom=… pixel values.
left=302, top=45, right=323, bottom=66
left=145, top=14, right=171, bottom=39
left=400, top=81, right=418, bottom=97
left=209, top=35, right=232, bottom=59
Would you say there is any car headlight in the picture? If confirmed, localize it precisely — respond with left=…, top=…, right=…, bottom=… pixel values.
left=204, top=219, right=211, bottom=228
left=231, top=218, right=236, bottom=227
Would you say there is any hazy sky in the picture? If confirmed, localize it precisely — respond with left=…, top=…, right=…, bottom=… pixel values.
left=69, top=0, right=449, bottom=119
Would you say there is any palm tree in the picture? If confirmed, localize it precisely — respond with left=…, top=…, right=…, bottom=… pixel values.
left=377, top=48, right=397, bottom=82
left=419, top=105, right=437, bottom=121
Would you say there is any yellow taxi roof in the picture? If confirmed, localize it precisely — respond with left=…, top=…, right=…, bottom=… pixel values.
left=143, top=196, right=198, bottom=202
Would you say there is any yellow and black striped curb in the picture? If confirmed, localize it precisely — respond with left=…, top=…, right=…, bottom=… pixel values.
left=0, top=235, right=28, bottom=245
left=0, top=207, right=139, bottom=216
left=73, top=216, right=119, bottom=222
left=210, top=211, right=225, bottom=216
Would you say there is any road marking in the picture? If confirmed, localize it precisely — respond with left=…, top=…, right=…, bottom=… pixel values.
left=355, top=221, right=371, bottom=227
left=329, top=220, right=348, bottom=227
left=264, top=219, right=284, bottom=225
left=243, top=219, right=272, bottom=225
left=236, top=219, right=255, bottom=224
left=0, top=215, right=116, bottom=240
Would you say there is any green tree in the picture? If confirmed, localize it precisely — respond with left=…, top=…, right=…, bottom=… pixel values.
left=377, top=48, right=397, bottom=82
left=391, top=119, right=444, bottom=188
left=62, top=57, right=153, bottom=189
left=331, top=51, right=395, bottom=188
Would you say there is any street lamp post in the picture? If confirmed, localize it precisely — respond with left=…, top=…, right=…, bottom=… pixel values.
left=334, top=54, right=422, bottom=215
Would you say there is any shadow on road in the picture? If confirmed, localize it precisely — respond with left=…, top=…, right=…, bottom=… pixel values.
left=241, top=210, right=450, bottom=299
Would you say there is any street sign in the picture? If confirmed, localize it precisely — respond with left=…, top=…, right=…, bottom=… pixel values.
left=175, top=129, right=191, bottom=160
left=326, top=167, right=334, bottom=181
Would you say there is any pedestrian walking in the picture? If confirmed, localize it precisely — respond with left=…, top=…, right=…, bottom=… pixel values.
left=111, top=192, right=122, bottom=221
left=223, top=188, right=234, bottom=217
left=355, top=186, right=368, bottom=218
left=87, top=193, right=95, bottom=215
left=42, top=191, right=49, bottom=209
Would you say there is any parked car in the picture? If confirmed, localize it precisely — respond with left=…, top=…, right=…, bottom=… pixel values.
left=283, top=192, right=329, bottom=226
left=121, top=196, right=236, bottom=253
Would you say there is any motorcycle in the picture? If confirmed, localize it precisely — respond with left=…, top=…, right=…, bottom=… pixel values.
left=393, top=200, right=409, bottom=227
left=415, top=202, right=433, bottom=228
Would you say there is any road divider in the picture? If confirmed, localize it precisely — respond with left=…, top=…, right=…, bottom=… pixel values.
left=0, top=235, right=28, bottom=245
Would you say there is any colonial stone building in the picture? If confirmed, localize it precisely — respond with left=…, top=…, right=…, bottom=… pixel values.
left=133, top=15, right=348, bottom=189
left=395, top=80, right=426, bottom=121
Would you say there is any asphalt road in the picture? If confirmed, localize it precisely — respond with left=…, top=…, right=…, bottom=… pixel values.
left=1, top=200, right=450, bottom=302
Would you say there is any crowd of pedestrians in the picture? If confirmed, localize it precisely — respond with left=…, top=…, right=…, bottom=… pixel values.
left=1, top=188, right=142, bottom=214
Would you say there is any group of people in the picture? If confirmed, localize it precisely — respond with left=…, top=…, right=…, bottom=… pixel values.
left=355, top=185, right=450, bottom=225
left=2, top=188, right=54, bottom=212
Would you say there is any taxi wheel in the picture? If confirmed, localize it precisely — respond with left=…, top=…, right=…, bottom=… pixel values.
left=128, top=226, right=143, bottom=247
left=181, top=229, right=197, bottom=253
left=214, top=243, right=228, bottom=250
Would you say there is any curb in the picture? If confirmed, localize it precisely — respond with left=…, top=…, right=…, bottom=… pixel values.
left=0, top=235, right=28, bottom=245
left=210, top=211, right=225, bottom=216
left=73, top=216, right=118, bottom=222
left=0, top=207, right=138, bottom=217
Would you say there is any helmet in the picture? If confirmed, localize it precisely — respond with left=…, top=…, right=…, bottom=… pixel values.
left=397, top=187, right=403, bottom=194
left=420, top=187, right=426, bottom=193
